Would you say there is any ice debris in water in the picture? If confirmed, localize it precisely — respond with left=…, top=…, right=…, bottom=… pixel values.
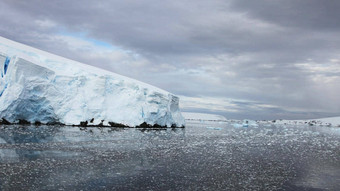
left=232, top=120, right=259, bottom=128
left=206, top=127, right=222, bottom=130
left=232, top=123, right=244, bottom=128
left=242, top=120, right=259, bottom=128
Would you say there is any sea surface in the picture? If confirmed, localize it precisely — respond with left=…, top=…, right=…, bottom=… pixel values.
left=0, top=121, right=339, bottom=190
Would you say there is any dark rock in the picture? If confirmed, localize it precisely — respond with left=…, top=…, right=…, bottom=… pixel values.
left=80, top=121, right=88, bottom=127
left=171, top=124, right=185, bottom=128
left=34, top=121, right=42, bottom=126
left=94, top=120, right=105, bottom=127
left=153, top=124, right=163, bottom=128
left=97, top=120, right=104, bottom=127
left=90, top=118, right=94, bottom=123
left=46, top=121, right=65, bottom=126
left=18, top=119, right=31, bottom=125
left=136, top=122, right=151, bottom=128
left=108, top=122, right=129, bottom=128
left=1, top=118, right=11, bottom=125
left=135, top=122, right=176, bottom=128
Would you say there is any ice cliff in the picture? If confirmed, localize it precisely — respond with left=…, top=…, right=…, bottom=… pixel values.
left=0, top=36, right=185, bottom=127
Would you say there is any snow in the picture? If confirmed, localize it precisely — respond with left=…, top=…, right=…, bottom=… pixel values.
left=182, top=112, right=227, bottom=121
left=0, top=36, right=185, bottom=127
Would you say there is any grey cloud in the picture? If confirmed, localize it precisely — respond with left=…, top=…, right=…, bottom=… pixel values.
left=229, top=0, right=340, bottom=30
left=1, top=0, right=340, bottom=119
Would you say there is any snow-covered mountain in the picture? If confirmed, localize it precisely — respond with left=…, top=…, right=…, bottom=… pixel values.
left=0, top=36, right=185, bottom=127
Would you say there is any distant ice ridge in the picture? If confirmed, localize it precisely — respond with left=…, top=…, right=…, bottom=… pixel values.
left=0, top=36, right=185, bottom=127
left=182, top=112, right=227, bottom=121
left=272, top=117, right=340, bottom=127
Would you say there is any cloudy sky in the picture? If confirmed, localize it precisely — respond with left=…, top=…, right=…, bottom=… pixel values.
left=1, top=0, right=340, bottom=120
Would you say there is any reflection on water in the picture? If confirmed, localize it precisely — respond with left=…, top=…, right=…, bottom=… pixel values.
left=0, top=122, right=339, bottom=190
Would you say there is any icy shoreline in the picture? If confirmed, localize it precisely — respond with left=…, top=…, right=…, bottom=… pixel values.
left=182, top=112, right=340, bottom=128
left=0, top=118, right=184, bottom=128
left=268, top=116, right=340, bottom=127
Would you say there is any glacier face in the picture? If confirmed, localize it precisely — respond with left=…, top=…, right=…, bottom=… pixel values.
left=0, top=37, right=185, bottom=127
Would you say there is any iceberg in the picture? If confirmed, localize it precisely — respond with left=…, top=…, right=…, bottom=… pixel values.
left=0, top=36, right=185, bottom=127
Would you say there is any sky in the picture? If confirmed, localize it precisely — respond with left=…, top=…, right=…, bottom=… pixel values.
left=1, top=0, right=340, bottom=120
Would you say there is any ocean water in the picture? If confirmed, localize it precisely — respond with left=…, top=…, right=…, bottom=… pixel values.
left=0, top=121, right=339, bottom=190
